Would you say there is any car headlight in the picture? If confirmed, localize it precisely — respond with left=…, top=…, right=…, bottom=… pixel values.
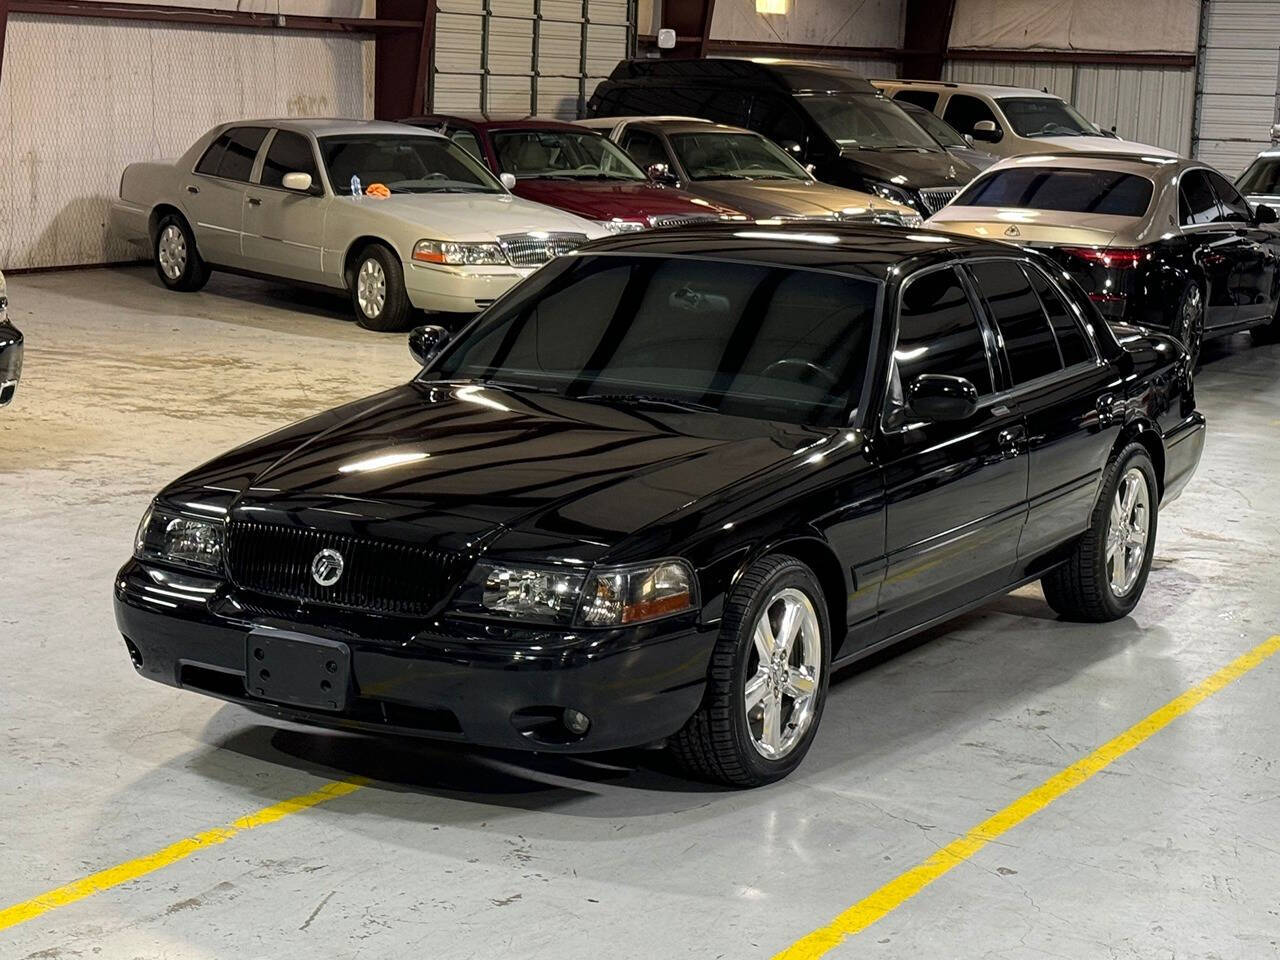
left=866, top=180, right=915, bottom=208
left=412, top=239, right=509, bottom=266
left=896, top=212, right=925, bottom=228
left=134, top=505, right=224, bottom=572
left=595, top=219, right=647, bottom=234
left=465, top=558, right=698, bottom=626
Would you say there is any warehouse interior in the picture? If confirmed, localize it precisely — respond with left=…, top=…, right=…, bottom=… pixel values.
left=3, top=1, right=1280, bottom=958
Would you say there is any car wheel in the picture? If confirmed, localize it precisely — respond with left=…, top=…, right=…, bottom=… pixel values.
left=349, top=244, right=412, bottom=332
left=153, top=214, right=210, bottom=292
left=1175, top=282, right=1205, bottom=369
left=1041, top=442, right=1158, bottom=622
left=668, top=555, right=831, bottom=787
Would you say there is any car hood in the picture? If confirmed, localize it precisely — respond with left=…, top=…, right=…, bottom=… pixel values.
left=925, top=205, right=1128, bottom=246
left=684, top=179, right=912, bottom=220
left=332, top=191, right=605, bottom=239
left=947, top=145, right=998, bottom=171
left=837, top=147, right=976, bottom=188
left=165, top=382, right=826, bottom=563
left=513, top=178, right=738, bottom=221
left=1025, top=136, right=1175, bottom=157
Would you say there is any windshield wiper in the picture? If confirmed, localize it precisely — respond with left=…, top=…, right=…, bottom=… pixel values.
left=575, top=393, right=718, bottom=413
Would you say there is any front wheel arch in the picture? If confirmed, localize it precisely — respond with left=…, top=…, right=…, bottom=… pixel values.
left=728, top=535, right=848, bottom=654
left=342, top=235, right=399, bottom=288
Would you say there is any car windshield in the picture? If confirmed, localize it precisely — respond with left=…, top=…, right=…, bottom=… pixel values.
left=491, top=129, right=646, bottom=181
left=319, top=134, right=503, bottom=195
left=800, top=94, right=940, bottom=151
left=428, top=254, right=879, bottom=427
left=904, top=106, right=968, bottom=149
left=953, top=167, right=1154, bottom=217
left=996, top=97, right=1100, bottom=138
left=1238, top=156, right=1280, bottom=195
left=668, top=132, right=810, bottom=181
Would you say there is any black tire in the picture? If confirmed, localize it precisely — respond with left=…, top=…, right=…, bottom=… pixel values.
left=668, top=555, right=831, bottom=787
left=1174, top=281, right=1206, bottom=370
left=1041, top=442, right=1159, bottom=622
left=348, top=243, right=412, bottom=332
left=152, top=213, right=210, bottom=292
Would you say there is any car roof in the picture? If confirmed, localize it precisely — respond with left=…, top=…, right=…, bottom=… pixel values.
left=878, top=79, right=1060, bottom=100
left=976, top=152, right=1188, bottom=177
left=576, top=115, right=711, bottom=128
left=403, top=114, right=595, bottom=134
left=234, top=118, right=447, bottom=139
left=603, top=57, right=877, bottom=94
left=573, top=222, right=1031, bottom=281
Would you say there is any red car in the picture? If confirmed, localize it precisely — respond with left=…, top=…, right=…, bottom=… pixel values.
left=399, top=115, right=742, bottom=233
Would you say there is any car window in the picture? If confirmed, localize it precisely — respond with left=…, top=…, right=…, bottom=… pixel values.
left=954, top=168, right=1153, bottom=217
left=893, top=89, right=939, bottom=111
left=995, top=97, right=1099, bottom=138
left=620, top=129, right=669, bottom=170
left=449, top=130, right=484, bottom=160
left=902, top=103, right=967, bottom=149
left=432, top=255, right=879, bottom=427
left=749, top=94, right=807, bottom=146
left=668, top=132, right=811, bottom=181
left=491, top=129, right=645, bottom=180
left=701, top=90, right=753, bottom=127
left=196, top=126, right=268, bottom=182
left=894, top=266, right=993, bottom=398
left=968, top=260, right=1062, bottom=384
left=1179, top=169, right=1223, bottom=226
left=1238, top=157, right=1280, bottom=196
left=800, top=93, right=939, bottom=150
left=1206, top=169, right=1253, bottom=222
left=943, top=94, right=999, bottom=137
left=319, top=134, right=503, bottom=195
left=1026, top=266, right=1093, bottom=367
left=260, top=131, right=319, bottom=189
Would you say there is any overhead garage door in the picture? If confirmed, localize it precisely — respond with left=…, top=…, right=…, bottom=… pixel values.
left=433, top=0, right=633, bottom=120
left=1194, top=0, right=1280, bottom=175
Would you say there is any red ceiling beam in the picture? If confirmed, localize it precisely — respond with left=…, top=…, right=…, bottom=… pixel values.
left=7, top=0, right=414, bottom=32
left=374, top=0, right=436, bottom=120
left=946, top=47, right=1196, bottom=68
left=900, top=0, right=955, bottom=80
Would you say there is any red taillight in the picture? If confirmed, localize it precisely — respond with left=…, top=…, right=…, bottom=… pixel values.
left=1063, top=246, right=1144, bottom=269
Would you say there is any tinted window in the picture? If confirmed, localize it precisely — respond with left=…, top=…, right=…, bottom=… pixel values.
left=620, top=129, right=668, bottom=169
left=969, top=260, right=1061, bottom=384
left=954, top=168, right=1153, bottom=217
left=216, top=126, right=268, bottom=182
left=433, top=256, right=878, bottom=426
left=702, top=90, right=752, bottom=127
left=895, top=267, right=992, bottom=395
left=260, top=131, right=319, bottom=189
left=1027, top=267, right=1092, bottom=367
left=1179, top=169, right=1222, bottom=226
left=995, top=97, right=1098, bottom=138
left=801, top=93, right=938, bottom=150
left=904, top=104, right=967, bottom=149
left=749, top=94, right=806, bottom=146
left=450, top=130, right=484, bottom=160
left=1238, top=157, right=1280, bottom=196
left=943, top=94, right=998, bottom=137
left=195, top=135, right=229, bottom=176
left=893, top=89, right=939, bottom=111
left=1207, top=169, right=1252, bottom=222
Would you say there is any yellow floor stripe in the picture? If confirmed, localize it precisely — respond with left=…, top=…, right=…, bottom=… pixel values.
left=774, top=633, right=1280, bottom=960
left=0, top=775, right=369, bottom=933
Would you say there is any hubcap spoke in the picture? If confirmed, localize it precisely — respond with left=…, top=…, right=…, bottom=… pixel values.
left=744, top=587, right=822, bottom=761
left=784, top=668, right=817, bottom=700
left=762, top=693, right=783, bottom=752
left=776, top=600, right=802, bottom=657
left=744, top=668, right=769, bottom=712
left=753, top=617, right=777, bottom=660
left=1108, top=467, right=1152, bottom=598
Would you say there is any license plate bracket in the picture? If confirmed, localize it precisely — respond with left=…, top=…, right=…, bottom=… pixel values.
left=245, top=631, right=351, bottom=712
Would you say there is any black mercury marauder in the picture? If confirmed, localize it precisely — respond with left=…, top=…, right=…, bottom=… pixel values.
left=115, top=225, right=1205, bottom=786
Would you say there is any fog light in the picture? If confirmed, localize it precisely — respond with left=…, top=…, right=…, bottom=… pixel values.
left=563, top=708, right=591, bottom=736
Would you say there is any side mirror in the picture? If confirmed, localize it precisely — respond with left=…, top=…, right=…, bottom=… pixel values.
left=1254, top=203, right=1278, bottom=225
left=647, top=162, right=677, bottom=185
left=971, top=120, right=1001, bottom=143
left=281, top=171, right=313, bottom=192
left=499, top=171, right=517, bottom=190
left=1270, top=122, right=1279, bottom=145
left=904, top=374, right=978, bottom=422
left=409, top=324, right=450, bottom=366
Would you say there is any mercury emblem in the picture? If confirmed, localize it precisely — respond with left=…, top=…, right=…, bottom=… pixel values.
left=311, top=548, right=345, bottom=587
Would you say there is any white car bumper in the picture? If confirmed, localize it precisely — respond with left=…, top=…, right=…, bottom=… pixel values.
left=403, top=260, right=536, bottom=313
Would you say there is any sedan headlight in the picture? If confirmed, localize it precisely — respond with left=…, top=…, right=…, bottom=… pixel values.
left=474, top=562, right=586, bottom=624
left=134, top=505, right=224, bottom=572
left=866, top=180, right=915, bottom=208
left=412, top=239, right=509, bottom=266
left=896, top=212, right=925, bottom=228
left=579, top=559, right=697, bottom=626
left=594, top=219, right=647, bottom=234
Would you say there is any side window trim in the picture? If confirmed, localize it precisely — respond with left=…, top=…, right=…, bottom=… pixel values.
left=1205, top=169, right=1253, bottom=224
left=1178, top=167, right=1226, bottom=228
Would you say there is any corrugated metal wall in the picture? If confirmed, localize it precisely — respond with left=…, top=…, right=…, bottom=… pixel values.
left=0, top=13, right=373, bottom=270
left=943, top=59, right=1196, bottom=155
left=432, top=0, right=632, bottom=120
left=1194, top=0, right=1280, bottom=175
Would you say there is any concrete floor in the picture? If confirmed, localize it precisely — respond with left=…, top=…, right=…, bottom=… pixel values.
left=3, top=266, right=1280, bottom=960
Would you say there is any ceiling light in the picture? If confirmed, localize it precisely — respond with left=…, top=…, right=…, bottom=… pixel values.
left=757, top=0, right=789, bottom=12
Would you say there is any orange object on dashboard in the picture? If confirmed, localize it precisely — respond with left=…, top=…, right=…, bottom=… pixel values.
left=365, top=183, right=390, bottom=198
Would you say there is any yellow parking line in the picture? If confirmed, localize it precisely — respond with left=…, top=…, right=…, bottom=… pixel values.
left=773, top=633, right=1280, bottom=960
left=0, top=775, right=369, bottom=932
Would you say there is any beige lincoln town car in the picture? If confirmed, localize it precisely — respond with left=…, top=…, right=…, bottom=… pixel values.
left=111, top=119, right=611, bottom=330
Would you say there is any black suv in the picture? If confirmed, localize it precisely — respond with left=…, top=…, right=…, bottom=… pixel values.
left=587, top=58, right=977, bottom=217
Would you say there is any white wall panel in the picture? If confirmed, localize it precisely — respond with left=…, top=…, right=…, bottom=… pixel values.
left=708, top=0, right=904, bottom=48
left=1194, top=0, right=1280, bottom=175
left=0, top=13, right=372, bottom=270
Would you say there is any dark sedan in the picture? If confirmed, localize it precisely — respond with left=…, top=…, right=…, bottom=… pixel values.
left=115, top=226, right=1204, bottom=786
left=1, top=270, right=21, bottom=406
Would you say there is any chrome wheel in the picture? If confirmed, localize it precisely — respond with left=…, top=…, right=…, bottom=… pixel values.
left=744, top=587, right=822, bottom=760
left=1180, top=285, right=1204, bottom=366
left=1106, top=467, right=1151, bottom=597
left=157, top=224, right=187, bottom=280
left=356, top=258, right=387, bottom=318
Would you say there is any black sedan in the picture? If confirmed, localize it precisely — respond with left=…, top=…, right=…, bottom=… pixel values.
left=115, top=226, right=1205, bottom=786
left=1, top=270, right=21, bottom=407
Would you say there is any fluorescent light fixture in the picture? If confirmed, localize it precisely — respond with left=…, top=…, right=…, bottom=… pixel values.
left=338, top=451, right=430, bottom=474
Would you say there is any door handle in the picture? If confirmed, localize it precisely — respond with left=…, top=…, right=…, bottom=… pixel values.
left=246, top=196, right=261, bottom=206
left=997, top=427, right=1025, bottom=456
left=185, top=185, right=199, bottom=195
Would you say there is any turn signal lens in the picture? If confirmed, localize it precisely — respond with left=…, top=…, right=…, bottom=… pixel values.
left=1063, top=246, right=1144, bottom=269
left=578, top=559, right=697, bottom=626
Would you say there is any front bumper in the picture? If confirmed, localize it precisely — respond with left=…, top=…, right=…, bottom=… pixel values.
left=402, top=260, right=534, bottom=314
left=114, top=558, right=715, bottom=753
left=0, top=320, right=22, bottom=406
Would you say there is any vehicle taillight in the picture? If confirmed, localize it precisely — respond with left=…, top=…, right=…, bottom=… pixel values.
left=1062, top=246, right=1145, bottom=269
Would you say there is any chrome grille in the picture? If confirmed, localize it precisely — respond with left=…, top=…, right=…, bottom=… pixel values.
left=919, top=187, right=960, bottom=215
left=497, top=232, right=588, bottom=267
left=648, top=214, right=719, bottom=229
left=226, top=522, right=468, bottom=617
